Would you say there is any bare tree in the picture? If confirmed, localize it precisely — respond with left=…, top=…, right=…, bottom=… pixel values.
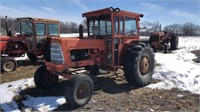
left=69, top=22, right=78, bottom=33
left=151, top=21, right=161, bottom=32
left=164, top=24, right=182, bottom=35
left=141, top=21, right=152, bottom=32
left=0, top=16, right=19, bottom=33
left=182, top=22, right=198, bottom=36
left=82, top=19, right=87, bottom=32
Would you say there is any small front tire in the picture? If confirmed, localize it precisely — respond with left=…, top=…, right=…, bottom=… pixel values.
left=65, top=74, right=94, bottom=107
left=34, top=65, right=58, bottom=89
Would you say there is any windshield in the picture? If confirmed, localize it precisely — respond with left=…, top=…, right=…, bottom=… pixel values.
left=48, top=23, right=59, bottom=36
left=20, top=22, right=33, bottom=35
left=88, top=14, right=111, bottom=36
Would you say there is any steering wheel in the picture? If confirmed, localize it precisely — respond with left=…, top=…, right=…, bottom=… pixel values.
left=24, top=32, right=34, bottom=36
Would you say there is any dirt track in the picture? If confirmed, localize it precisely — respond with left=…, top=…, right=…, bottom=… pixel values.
left=0, top=60, right=199, bottom=111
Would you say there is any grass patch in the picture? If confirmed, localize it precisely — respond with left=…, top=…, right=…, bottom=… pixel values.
left=191, top=50, right=200, bottom=63
left=191, top=50, right=200, bottom=55
left=156, top=63, right=162, bottom=66
left=192, top=58, right=200, bottom=63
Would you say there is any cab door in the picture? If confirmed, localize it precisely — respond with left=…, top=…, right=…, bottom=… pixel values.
left=113, top=16, right=124, bottom=66
left=113, top=16, right=139, bottom=66
left=35, top=23, right=47, bottom=50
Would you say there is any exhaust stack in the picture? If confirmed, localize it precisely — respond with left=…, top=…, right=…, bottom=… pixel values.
left=5, top=16, right=9, bottom=35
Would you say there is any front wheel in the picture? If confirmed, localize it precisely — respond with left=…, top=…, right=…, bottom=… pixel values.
left=65, top=74, right=94, bottom=107
left=34, top=65, right=58, bottom=89
left=123, top=45, right=155, bottom=87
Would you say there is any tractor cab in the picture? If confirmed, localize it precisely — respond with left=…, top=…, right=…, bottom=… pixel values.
left=0, top=17, right=60, bottom=72
left=83, top=7, right=144, bottom=67
left=16, top=17, right=60, bottom=51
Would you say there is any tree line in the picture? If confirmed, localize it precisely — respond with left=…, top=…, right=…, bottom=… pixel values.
left=0, top=17, right=199, bottom=36
left=0, top=17, right=87, bottom=34
left=141, top=21, right=200, bottom=36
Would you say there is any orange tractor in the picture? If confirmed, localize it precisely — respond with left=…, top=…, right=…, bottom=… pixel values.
left=34, top=7, right=155, bottom=107
left=149, top=31, right=179, bottom=53
left=0, top=17, right=60, bottom=72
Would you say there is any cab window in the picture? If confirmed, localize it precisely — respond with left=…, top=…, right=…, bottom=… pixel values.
left=125, top=17, right=138, bottom=36
left=88, top=14, right=111, bottom=36
left=48, top=23, right=59, bottom=36
left=114, top=16, right=119, bottom=34
left=120, top=17, right=124, bottom=35
left=35, top=23, right=46, bottom=36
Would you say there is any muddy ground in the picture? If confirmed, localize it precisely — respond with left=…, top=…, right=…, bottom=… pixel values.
left=0, top=60, right=199, bottom=111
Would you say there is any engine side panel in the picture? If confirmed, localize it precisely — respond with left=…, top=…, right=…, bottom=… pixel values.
left=47, top=38, right=106, bottom=72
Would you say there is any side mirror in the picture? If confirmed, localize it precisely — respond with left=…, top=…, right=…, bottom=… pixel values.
left=139, top=14, right=144, bottom=18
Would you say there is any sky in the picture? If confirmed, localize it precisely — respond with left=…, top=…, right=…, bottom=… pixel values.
left=0, top=0, right=200, bottom=27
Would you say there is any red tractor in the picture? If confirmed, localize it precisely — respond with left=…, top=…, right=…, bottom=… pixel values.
left=34, top=7, right=155, bottom=107
left=149, top=31, right=179, bottom=53
left=0, top=17, right=60, bottom=72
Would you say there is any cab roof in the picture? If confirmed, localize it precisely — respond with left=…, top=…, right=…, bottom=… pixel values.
left=82, top=7, right=144, bottom=19
left=16, top=17, right=60, bottom=23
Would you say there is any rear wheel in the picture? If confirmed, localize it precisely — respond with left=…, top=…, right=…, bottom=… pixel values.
left=65, top=74, right=94, bottom=107
left=164, top=44, right=169, bottom=53
left=34, top=65, right=58, bottom=89
left=170, top=35, right=178, bottom=50
left=1, top=57, right=17, bottom=72
left=123, top=45, right=155, bottom=87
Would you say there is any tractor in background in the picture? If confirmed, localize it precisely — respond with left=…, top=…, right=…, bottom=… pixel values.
left=149, top=31, right=179, bottom=53
left=34, top=7, right=155, bottom=107
left=0, top=16, right=60, bottom=72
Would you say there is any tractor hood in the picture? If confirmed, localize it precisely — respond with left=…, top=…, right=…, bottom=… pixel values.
left=51, top=37, right=105, bottom=51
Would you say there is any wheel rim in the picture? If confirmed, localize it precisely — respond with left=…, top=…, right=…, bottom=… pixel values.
left=139, top=56, right=150, bottom=76
left=76, top=81, right=89, bottom=100
left=3, top=60, right=15, bottom=71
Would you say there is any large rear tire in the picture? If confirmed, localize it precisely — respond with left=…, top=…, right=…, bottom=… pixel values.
left=170, top=35, right=178, bottom=50
left=34, top=65, right=58, bottom=89
left=65, top=74, right=94, bottom=107
left=123, top=45, right=155, bottom=87
left=1, top=57, right=17, bottom=72
left=27, top=53, right=37, bottom=62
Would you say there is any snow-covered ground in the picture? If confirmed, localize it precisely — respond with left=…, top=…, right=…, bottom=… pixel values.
left=147, top=37, right=200, bottom=94
left=1, top=36, right=200, bottom=111
left=60, top=33, right=88, bottom=37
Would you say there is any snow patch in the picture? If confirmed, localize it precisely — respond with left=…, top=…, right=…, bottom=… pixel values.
left=23, top=96, right=65, bottom=111
left=148, top=37, right=200, bottom=94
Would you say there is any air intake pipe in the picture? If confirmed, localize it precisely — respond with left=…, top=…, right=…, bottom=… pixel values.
left=79, top=24, right=83, bottom=39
